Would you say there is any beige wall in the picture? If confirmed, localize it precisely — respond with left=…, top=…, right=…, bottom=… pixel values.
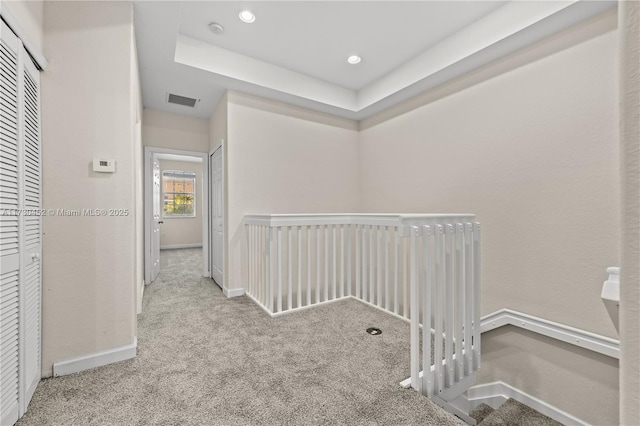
left=360, top=22, right=619, bottom=338
left=619, top=1, right=640, bottom=424
left=481, top=326, right=618, bottom=425
left=159, top=160, right=203, bottom=248
left=225, top=92, right=360, bottom=292
left=41, top=1, right=138, bottom=377
left=358, top=18, right=619, bottom=424
left=143, top=108, right=209, bottom=153
left=210, top=92, right=227, bottom=152
left=2, top=0, right=44, bottom=54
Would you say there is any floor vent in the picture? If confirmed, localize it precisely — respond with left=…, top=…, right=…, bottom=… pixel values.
left=167, top=93, right=199, bottom=107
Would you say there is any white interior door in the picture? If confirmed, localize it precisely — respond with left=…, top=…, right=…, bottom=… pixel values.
left=1, top=21, right=22, bottom=426
left=210, top=147, right=223, bottom=287
left=1, top=21, right=42, bottom=426
left=19, top=40, right=42, bottom=410
left=151, top=156, right=161, bottom=282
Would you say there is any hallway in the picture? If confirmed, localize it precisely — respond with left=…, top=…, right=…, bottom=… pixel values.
left=17, top=249, right=461, bottom=425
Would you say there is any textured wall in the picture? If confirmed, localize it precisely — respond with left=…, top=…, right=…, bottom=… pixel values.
left=359, top=24, right=619, bottom=338
left=41, top=1, right=138, bottom=376
left=225, top=92, right=360, bottom=294
left=142, top=108, right=209, bottom=153
left=481, top=327, right=618, bottom=425
left=358, top=17, right=619, bottom=423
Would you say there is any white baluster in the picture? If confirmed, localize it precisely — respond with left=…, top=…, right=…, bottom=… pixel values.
left=298, top=226, right=302, bottom=309
left=422, top=225, right=433, bottom=397
left=464, top=223, right=473, bottom=376
left=377, top=226, right=382, bottom=307
left=473, top=222, right=481, bottom=371
left=434, top=224, right=444, bottom=395
left=277, top=227, right=283, bottom=313
left=325, top=225, right=329, bottom=302
left=340, top=225, right=345, bottom=298
left=369, top=225, right=374, bottom=304
left=306, top=225, right=311, bottom=307
left=444, top=224, right=454, bottom=388
left=394, top=227, right=399, bottom=315
left=362, top=226, right=367, bottom=302
left=316, top=225, right=320, bottom=304
left=410, top=226, right=419, bottom=390
left=385, top=227, right=390, bottom=311
left=455, top=223, right=464, bottom=383
left=356, top=225, right=361, bottom=299
left=332, top=224, right=337, bottom=300
left=347, top=225, right=352, bottom=297
left=267, top=227, right=273, bottom=313
left=288, top=226, right=292, bottom=311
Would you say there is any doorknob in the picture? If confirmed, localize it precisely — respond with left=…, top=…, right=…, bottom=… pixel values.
left=31, top=253, right=40, bottom=261
left=158, top=221, right=164, bottom=224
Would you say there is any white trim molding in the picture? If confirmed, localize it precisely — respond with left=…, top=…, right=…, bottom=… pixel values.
left=465, top=381, right=588, bottom=426
left=144, top=146, right=210, bottom=284
left=52, top=338, right=137, bottom=377
left=223, top=287, right=244, bottom=298
left=160, top=244, right=203, bottom=250
left=0, top=1, right=47, bottom=69
left=481, top=309, right=620, bottom=359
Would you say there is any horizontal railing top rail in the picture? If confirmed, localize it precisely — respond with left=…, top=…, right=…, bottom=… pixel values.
left=244, top=213, right=476, bottom=233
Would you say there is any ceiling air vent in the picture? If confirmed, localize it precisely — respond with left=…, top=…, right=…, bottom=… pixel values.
left=167, top=93, right=199, bottom=108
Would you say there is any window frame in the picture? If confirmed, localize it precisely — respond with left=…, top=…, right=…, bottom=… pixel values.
left=162, top=170, right=197, bottom=218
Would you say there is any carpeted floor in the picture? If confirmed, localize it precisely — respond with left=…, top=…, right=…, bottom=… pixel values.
left=17, top=248, right=464, bottom=425
left=472, top=400, right=563, bottom=426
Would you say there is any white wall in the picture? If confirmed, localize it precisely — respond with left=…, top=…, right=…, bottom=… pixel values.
left=159, top=160, right=203, bottom=248
left=143, top=108, right=209, bottom=153
left=359, top=16, right=619, bottom=425
left=41, top=1, right=138, bottom=377
left=225, top=92, right=360, bottom=293
left=1, top=0, right=43, bottom=54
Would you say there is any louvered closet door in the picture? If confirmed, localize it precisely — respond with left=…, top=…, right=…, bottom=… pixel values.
left=0, top=20, right=21, bottom=426
left=19, top=42, right=41, bottom=408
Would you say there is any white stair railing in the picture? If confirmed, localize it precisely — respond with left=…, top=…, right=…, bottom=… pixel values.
left=244, top=214, right=481, bottom=420
left=405, top=221, right=481, bottom=423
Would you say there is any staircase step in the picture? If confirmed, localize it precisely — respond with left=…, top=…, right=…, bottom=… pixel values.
left=478, top=399, right=563, bottom=426
left=470, top=403, right=495, bottom=424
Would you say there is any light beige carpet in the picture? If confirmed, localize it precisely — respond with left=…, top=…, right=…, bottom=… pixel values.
left=18, top=248, right=464, bottom=425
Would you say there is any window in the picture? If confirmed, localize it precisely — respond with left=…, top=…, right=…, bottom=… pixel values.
left=162, top=170, right=196, bottom=217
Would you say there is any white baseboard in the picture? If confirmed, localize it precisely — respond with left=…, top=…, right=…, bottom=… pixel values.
left=160, top=244, right=202, bottom=250
left=223, top=287, right=245, bottom=298
left=481, top=309, right=619, bottom=359
left=53, top=338, right=137, bottom=377
left=465, top=381, right=588, bottom=425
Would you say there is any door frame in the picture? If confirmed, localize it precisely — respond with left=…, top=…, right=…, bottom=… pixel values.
left=144, top=146, right=210, bottom=284
left=209, top=142, right=225, bottom=288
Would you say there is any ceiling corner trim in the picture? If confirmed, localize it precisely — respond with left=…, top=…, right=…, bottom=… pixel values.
left=174, top=34, right=358, bottom=112
left=356, top=0, right=585, bottom=109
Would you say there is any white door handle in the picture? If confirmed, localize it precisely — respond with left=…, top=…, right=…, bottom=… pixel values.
left=31, top=253, right=40, bottom=261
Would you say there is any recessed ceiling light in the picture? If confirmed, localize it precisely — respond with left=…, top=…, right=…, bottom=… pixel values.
left=347, top=55, right=362, bottom=65
left=239, top=10, right=256, bottom=23
left=208, top=22, right=224, bottom=35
